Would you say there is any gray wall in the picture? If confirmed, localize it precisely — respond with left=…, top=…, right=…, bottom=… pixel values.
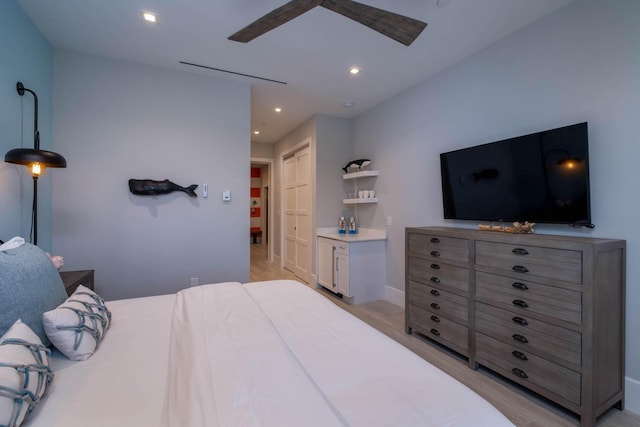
left=315, top=115, right=353, bottom=227
left=352, top=0, right=640, bottom=411
left=0, top=1, right=54, bottom=251
left=273, top=116, right=317, bottom=261
left=251, top=141, right=275, bottom=159
left=52, top=51, right=251, bottom=300
left=271, top=114, right=352, bottom=280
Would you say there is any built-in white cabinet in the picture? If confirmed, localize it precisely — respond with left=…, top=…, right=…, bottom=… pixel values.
left=342, top=170, right=379, bottom=205
left=335, top=243, right=350, bottom=296
left=317, top=237, right=350, bottom=295
left=316, top=233, right=386, bottom=304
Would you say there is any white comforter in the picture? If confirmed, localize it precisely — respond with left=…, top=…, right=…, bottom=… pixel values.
left=161, top=280, right=514, bottom=427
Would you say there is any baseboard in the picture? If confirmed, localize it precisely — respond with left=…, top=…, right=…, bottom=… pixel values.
left=385, top=285, right=405, bottom=308
left=626, top=376, right=640, bottom=415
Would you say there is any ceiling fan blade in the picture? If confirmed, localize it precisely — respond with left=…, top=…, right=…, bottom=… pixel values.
left=229, top=0, right=323, bottom=43
left=320, top=0, right=427, bottom=46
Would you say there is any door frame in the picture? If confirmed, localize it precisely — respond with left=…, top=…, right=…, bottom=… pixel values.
left=250, top=157, right=274, bottom=263
left=279, top=138, right=313, bottom=282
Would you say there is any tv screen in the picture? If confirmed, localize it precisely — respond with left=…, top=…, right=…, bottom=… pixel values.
left=440, top=122, right=592, bottom=226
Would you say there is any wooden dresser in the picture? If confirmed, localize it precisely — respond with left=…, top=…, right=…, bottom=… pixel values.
left=405, top=227, right=625, bottom=427
left=60, top=270, right=95, bottom=296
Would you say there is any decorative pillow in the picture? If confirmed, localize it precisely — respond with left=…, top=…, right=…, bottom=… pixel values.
left=42, top=285, right=112, bottom=361
left=0, top=319, right=53, bottom=427
left=0, top=243, right=68, bottom=346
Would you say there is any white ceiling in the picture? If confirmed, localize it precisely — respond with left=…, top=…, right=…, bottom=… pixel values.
left=18, top=0, right=573, bottom=144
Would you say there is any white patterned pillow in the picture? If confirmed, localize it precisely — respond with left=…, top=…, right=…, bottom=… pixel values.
left=0, top=319, right=53, bottom=427
left=42, top=285, right=112, bottom=361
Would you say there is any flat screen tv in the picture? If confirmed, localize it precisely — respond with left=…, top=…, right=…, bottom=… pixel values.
left=440, top=122, right=592, bottom=227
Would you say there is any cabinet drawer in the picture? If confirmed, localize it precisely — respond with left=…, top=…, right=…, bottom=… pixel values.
left=476, top=241, right=582, bottom=284
left=408, top=280, right=468, bottom=325
left=408, top=233, right=469, bottom=264
left=408, top=304, right=469, bottom=355
left=475, top=332, right=581, bottom=405
left=407, top=256, right=469, bottom=294
left=476, top=272, right=581, bottom=325
left=476, top=303, right=581, bottom=368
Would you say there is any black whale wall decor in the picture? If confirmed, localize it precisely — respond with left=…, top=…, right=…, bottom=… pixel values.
left=342, top=159, right=371, bottom=173
left=128, top=179, right=198, bottom=198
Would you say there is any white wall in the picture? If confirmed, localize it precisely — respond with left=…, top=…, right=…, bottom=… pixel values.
left=352, top=0, right=640, bottom=412
left=315, top=115, right=353, bottom=227
left=273, top=116, right=317, bottom=261
left=251, top=141, right=274, bottom=159
left=271, top=114, right=352, bottom=279
left=0, top=1, right=54, bottom=251
left=52, top=50, right=251, bottom=300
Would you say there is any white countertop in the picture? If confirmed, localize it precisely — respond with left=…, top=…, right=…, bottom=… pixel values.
left=317, top=227, right=387, bottom=242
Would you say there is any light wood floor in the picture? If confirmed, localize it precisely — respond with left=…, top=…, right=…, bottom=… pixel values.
left=250, top=243, right=640, bottom=427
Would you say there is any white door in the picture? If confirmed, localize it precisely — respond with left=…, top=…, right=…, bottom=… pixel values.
left=283, top=146, right=311, bottom=282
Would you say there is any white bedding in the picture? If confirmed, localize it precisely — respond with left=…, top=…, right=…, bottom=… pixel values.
left=27, top=280, right=514, bottom=427
left=28, top=293, right=176, bottom=427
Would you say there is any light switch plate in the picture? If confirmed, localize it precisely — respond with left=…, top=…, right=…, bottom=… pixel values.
left=222, top=189, right=231, bottom=201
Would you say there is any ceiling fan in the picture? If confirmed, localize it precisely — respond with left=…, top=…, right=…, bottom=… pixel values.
left=229, top=0, right=427, bottom=46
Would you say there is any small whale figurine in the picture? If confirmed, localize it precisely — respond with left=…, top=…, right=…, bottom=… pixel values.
left=128, top=179, right=198, bottom=198
left=342, top=159, right=371, bottom=173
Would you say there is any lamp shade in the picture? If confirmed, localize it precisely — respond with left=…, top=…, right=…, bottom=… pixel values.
left=5, top=148, right=67, bottom=168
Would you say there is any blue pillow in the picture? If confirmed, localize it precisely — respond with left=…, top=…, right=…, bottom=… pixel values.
left=0, top=243, right=67, bottom=346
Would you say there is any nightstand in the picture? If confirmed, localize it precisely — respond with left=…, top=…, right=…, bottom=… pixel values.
left=60, top=270, right=95, bottom=296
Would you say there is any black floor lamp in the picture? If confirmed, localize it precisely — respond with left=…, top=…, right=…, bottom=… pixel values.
left=4, top=81, right=67, bottom=246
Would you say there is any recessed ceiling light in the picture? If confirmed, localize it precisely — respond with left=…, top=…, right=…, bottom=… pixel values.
left=141, top=11, right=158, bottom=24
left=274, top=107, right=282, bottom=113
left=343, top=102, right=354, bottom=108
left=253, top=130, right=260, bottom=135
left=349, top=67, right=361, bottom=75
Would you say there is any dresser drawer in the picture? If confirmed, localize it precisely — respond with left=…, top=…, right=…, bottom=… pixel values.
left=476, top=303, right=581, bottom=368
left=408, top=304, right=469, bottom=355
left=476, top=241, right=582, bottom=284
left=407, top=256, right=469, bottom=294
left=475, top=332, right=581, bottom=405
left=408, top=233, right=469, bottom=264
left=476, top=272, right=581, bottom=324
left=408, top=280, right=469, bottom=325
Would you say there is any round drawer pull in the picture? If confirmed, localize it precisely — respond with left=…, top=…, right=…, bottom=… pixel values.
left=430, top=263, right=440, bottom=270
left=430, top=289, right=440, bottom=296
left=430, top=303, right=440, bottom=310
left=512, top=350, right=528, bottom=361
left=512, top=299, right=529, bottom=308
left=511, top=368, right=528, bottom=379
left=512, top=265, right=529, bottom=274
left=430, top=250, right=440, bottom=257
left=430, top=328, right=440, bottom=336
left=512, top=334, right=529, bottom=344
left=430, top=315, right=440, bottom=323
left=512, top=282, right=529, bottom=291
left=512, top=247, right=529, bottom=256
left=512, top=316, right=528, bottom=326
left=430, top=237, right=440, bottom=244
left=430, top=277, right=441, bottom=284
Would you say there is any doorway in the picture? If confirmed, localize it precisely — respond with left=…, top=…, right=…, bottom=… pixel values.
left=250, top=158, right=274, bottom=263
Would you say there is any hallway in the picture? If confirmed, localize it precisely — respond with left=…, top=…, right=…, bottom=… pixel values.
left=249, top=243, right=299, bottom=283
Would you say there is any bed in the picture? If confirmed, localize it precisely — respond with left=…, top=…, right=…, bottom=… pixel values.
left=1, top=242, right=515, bottom=427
